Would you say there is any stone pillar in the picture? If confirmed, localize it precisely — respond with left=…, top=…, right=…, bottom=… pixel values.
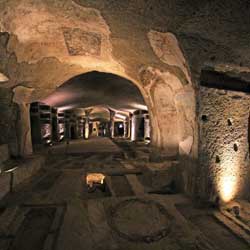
left=111, top=119, right=115, bottom=138
left=144, top=114, right=150, bottom=139
left=92, top=122, right=99, bottom=137
left=84, top=108, right=92, bottom=140
left=127, top=114, right=132, bottom=140
left=131, top=114, right=136, bottom=141
left=17, top=103, right=33, bottom=156
left=84, top=118, right=89, bottom=139
left=109, top=110, right=115, bottom=138
left=123, top=121, right=127, bottom=138
left=13, top=86, right=34, bottom=157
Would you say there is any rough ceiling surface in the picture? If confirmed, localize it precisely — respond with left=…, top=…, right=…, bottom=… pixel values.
left=42, top=71, right=146, bottom=112
left=0, top=0, right=249, bottom=96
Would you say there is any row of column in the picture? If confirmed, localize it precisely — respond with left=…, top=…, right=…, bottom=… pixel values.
left=109, top=110, right=150, bottom=141
left=14, top=105, right=151, bottom=158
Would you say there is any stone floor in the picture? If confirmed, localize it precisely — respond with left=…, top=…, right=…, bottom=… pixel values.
left=0, top=138, right=249, bottom=250
left=50, top=137, right=122, bottom=155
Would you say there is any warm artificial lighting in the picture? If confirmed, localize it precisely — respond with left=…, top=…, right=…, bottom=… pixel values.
left=131, top=116, right=136, bottom=141
left=131, top=103, right=148, bottom=111
left=57, top=105, right=76, bottom=111
left=46, top=139, right=52, bottom=144
left=85, top=123, right=89, bottom=139
left=5, top=167, right=18, bottom=173
left=216, top=150, right=240, bottom=203
left=59, top=124, right=65, bottom=133
left=0, top=72, right=9, bottom=82
left=86, top=173, right=105, bottom=187
left=219, top=175, right=238, bottom=203
left=115, top=113, right=127, bottom=120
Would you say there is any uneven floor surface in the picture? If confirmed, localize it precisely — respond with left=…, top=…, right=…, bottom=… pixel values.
left=0, top=138, right=249, bottom=250
left=50, top=137, right=122, bottom=154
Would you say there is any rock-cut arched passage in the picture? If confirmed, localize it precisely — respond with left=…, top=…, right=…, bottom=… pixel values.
left=0, top=1, right=196, bottom=194
left=39, top=66, right=195, bottom=161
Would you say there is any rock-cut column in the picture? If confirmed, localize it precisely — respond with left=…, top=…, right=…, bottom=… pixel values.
left=17, top=103, right=33, bottom=156
left=109, top=109, right=116, bottom=138
left=13, top=86, right=34, bottom=157
left=84, top=108, right=92, bottom=140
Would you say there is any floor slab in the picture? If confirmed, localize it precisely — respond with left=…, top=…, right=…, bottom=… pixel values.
left=0, top=140, right=249, bottom=250
left=50, top=137, right=122, bottom=155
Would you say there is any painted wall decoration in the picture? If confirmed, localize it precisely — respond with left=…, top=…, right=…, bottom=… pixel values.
left=63, top=28, right=102, bottom=56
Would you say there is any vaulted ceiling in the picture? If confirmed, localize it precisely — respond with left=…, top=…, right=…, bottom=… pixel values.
left=42, top=71, right=146, bottom=113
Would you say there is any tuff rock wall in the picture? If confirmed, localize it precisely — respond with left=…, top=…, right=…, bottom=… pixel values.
left=198, top=86, right=250, bottom=202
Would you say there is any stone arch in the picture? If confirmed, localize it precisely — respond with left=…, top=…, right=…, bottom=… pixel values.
left=41, top=69, right=152, bottom=141
left=0, top=1, right=196, bottom=163
left=20, top=61, right=195, bottom=162
left=4, top=40, right=195, bottom=163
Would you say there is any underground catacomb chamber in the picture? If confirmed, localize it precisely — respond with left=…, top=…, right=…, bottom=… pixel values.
left=30, top=71, right=151, bottom=150
left=0, top=1, right=250, bottom=250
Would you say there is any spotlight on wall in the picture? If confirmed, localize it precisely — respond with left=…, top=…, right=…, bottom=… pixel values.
left=85, top=126, right=89, bottom=139
left=217, top=154, right=240, bottom=203
left=0, top=72, right=9, bottom=82
left=46, top=139, right=52, bottom=145
left=220, top=175, right=237, bottom=203
left=131, top=116, right=136, bottom=141
left=5, top=167, right=18, bottom=173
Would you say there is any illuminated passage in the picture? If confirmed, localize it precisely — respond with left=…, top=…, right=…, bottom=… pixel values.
left=0, top=1, right=250, bottom=250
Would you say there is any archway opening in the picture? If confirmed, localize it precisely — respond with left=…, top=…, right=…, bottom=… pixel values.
left=29, top=71, right=151, bottom=151
left=114, top=122, right=125, bottom=137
